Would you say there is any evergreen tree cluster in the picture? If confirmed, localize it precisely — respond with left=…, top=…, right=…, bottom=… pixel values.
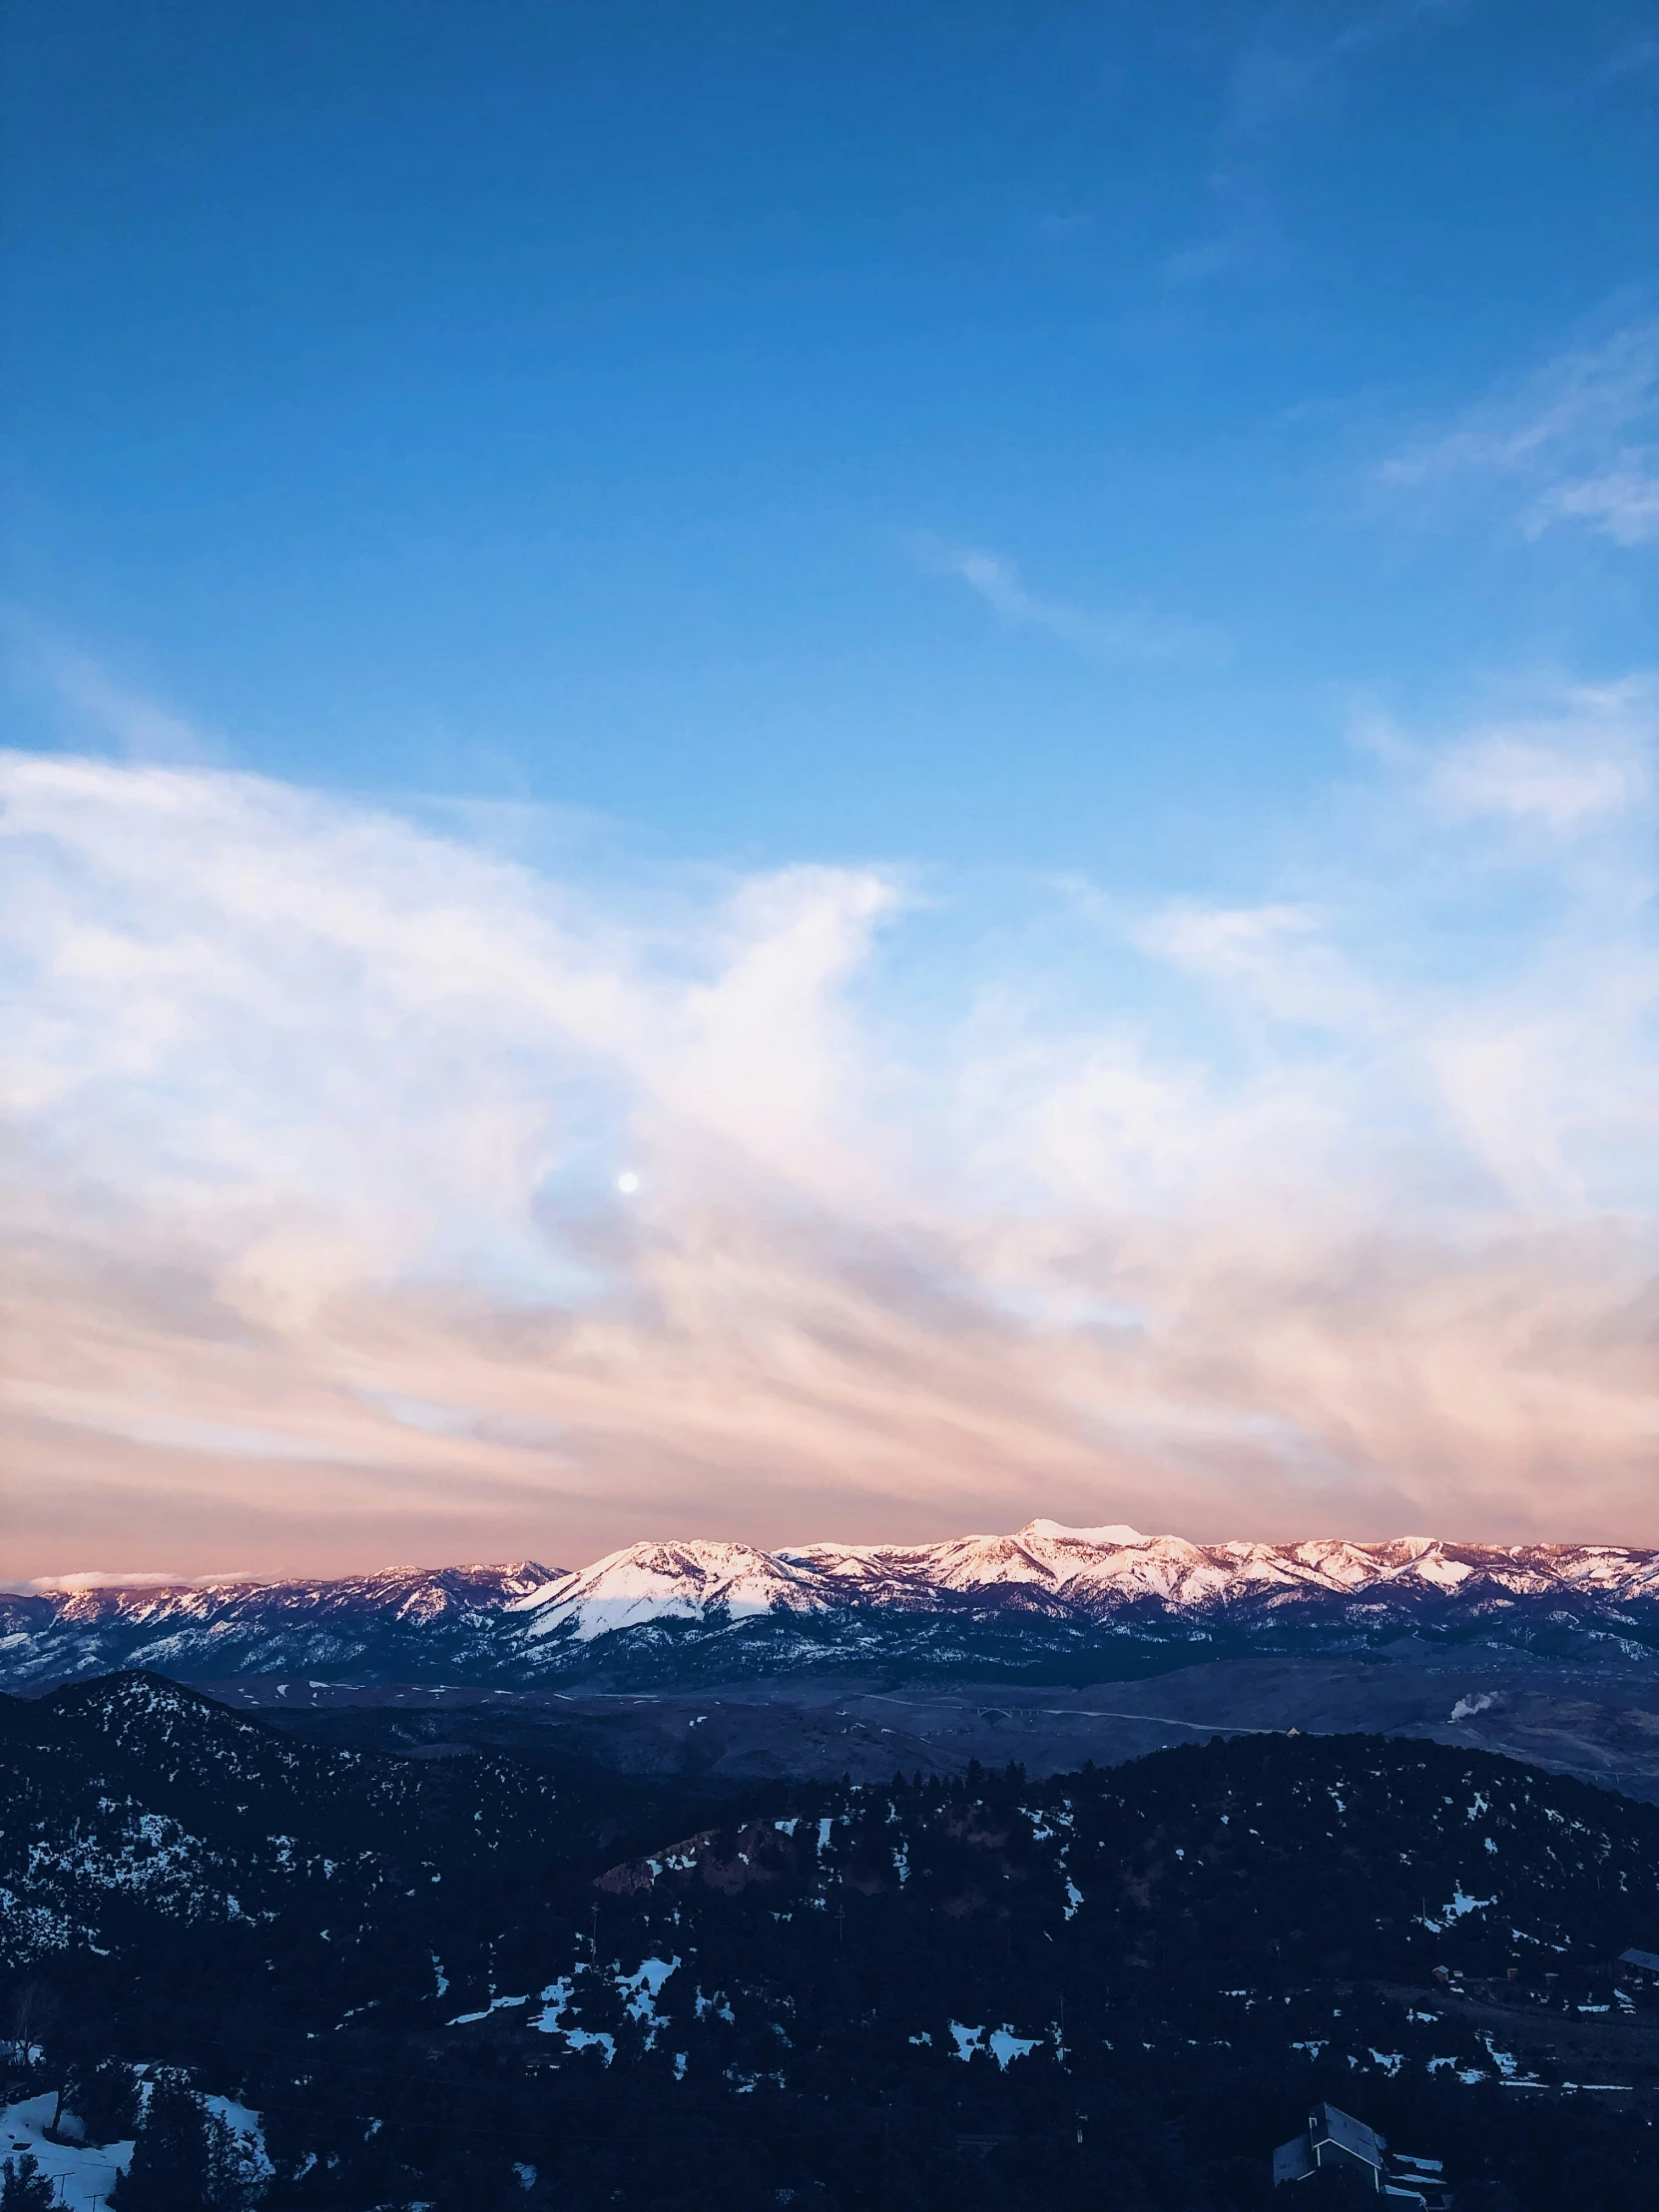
left=5, top=1678, right=1659, bottom=2208
left=103, top=2072, right=264, bottom=2212
left=0, top=2152, right=54, bottom=2212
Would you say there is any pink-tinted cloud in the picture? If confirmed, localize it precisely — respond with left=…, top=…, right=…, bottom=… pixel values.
left=1, top=676, right=1655, bottom=1574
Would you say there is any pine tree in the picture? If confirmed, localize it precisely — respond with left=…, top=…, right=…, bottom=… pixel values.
left=110, top=2074, right=213, bottom=2211
left=206, top=2107, right=266, bottom=2212
left=0, top=2152, right=55, bottom=2211
left=65, top=2058, right=141, bottom=2146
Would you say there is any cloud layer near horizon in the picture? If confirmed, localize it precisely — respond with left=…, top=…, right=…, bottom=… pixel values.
left=3, top=679, right=1656, bottom=1573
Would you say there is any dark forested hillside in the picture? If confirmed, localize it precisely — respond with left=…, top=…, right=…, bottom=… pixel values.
left=5, top=1676, right=1659, bottom=2210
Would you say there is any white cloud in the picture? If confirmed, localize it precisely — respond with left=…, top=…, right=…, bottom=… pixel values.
left=1363, top=676, right=1656, bottom=836
left=1426, top=734, right=1646, bottom=828
left=0, top=677, right=1656, bottom=1568
left=1131, top=902, right=1381, bottom=1031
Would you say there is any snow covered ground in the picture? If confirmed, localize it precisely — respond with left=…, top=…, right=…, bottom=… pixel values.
left=0, top=2087, right=269, bottom=2212
left=0, top=2093, right=130, bottom=2211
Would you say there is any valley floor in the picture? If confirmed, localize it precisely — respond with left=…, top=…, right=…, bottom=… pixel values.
left=200, top=1640, right=1659, bottom=1803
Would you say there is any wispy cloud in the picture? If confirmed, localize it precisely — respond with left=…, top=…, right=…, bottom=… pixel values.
left=1211, top=0, right=1458, bottom=141
left=1527, top=459, right=1659, bottom=549
left=1382, top=317, right=1659, bottom=546
left=0, top=1572, right=239, bottom=1594
left=1, top=611, right=228, bottom=764
left=0, top=669, right=1655, bottom=1569
left=1595, top=35, right=1659, bottom=84
left=1166, top=0, right=1458, bottom=284
left=915, top=539, right=1217, bottom=662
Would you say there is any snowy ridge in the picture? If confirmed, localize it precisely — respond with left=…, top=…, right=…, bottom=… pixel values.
left=513, top=1522, right=1659, bottom=1638
left=6, top=1526, right=1659, bottom=1689
left=0, top=1564, right=560, bottom=1691
left=5, top=1560, right=555, bottom=1620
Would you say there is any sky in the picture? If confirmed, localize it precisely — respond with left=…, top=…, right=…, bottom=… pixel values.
left=2, top=0, right=1656, bottom=1576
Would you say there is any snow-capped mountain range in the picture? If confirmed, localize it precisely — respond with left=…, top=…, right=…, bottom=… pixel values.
left=5, top=1522, right=1659, bottom=1691
left=511, top=1521, right=1659, bottom=1634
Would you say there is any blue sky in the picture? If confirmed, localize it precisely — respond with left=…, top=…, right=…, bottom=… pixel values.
left=7, top=0, right=1653, bottom=868
left=2, top=1, right=1656, bottom=1571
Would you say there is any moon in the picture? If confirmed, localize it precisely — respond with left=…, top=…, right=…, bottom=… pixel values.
left=616, top=1171, right=641, bottom=1195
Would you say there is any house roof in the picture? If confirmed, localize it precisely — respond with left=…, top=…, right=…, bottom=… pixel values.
left=1618, top=1947, right=1659, bottom=1973
left=1312, top=2103, right=1385, bottom=2167
left=1273, top=2134, right=1318, bottom=2185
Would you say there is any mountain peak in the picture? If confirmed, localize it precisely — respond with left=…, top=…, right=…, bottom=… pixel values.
left=1018, top=1519, right=1147, bottom=1545
left=518, top=1537, right=829, bottom=1643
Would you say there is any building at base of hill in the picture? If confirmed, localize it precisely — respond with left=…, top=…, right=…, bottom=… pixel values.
left=1273, top=2102, right=1451, bottom=2207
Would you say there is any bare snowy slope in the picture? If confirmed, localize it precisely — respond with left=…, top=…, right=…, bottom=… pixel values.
left=6, top=1525, right=1659, bottom=1691
left=513, top=1541, right=830, bottom=1641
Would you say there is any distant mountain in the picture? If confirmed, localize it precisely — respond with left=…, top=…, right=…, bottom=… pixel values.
left=6, top=1524, right=1659, bottom=1692
left=0, top=1562, right=556, bottom=1691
